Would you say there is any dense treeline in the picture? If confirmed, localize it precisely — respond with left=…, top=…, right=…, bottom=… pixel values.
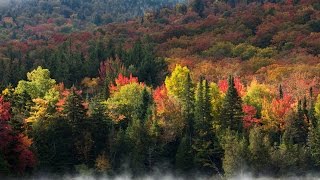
left=0, top=38, right=167, bottom=88
left=2, top=62, right=320, bottom=178
left=0, top=0, right=185, bottom=42
left=0, top=0, right=320, bottom=178
left=0, top=0, right=318, bottom=88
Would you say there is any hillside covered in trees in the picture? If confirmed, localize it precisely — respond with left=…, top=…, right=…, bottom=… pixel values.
left=0, top=0, right=320, bottom=179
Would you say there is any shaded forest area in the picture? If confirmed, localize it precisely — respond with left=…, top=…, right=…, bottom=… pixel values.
left=0, top=0, right=320, bottom=179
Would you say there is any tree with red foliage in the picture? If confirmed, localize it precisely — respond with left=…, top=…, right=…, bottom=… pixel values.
left=243, top=104, right=261, bottom=129
left=218, top=77, right=245, bottom=97
left=109, top=74, right=139, bottom=93
left=0, top=96, right=36, bottom=175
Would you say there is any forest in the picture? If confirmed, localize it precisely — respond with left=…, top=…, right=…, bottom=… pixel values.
left=0, top=0, right=320, bottom=179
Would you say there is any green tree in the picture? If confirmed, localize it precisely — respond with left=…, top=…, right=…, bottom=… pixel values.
left=15, top=66, right=57, bottom=99
left=308, top=122, right=320, bottom=166
left=125, top=40, right=167, bottom=86
left=193, top=77, right=222, bottom=174
left=165, top=65, right=195, bottom=140
left=248, top=127, right=272, bottom=175
left=270, top=137, right=310, bottom=176
left=32, top=117, right=75, bottom=172
left=63, top=88, right=86, bottom=131
left=106, top=82, right=146, bottom=126
left=175, top=134, right=194, bottom=171
left=220, top=76, right=244, bottom=133
left=222, top=129, right=247, bottom=178
left=125, top=117, right=149, bottom=174
left=190, top=0, right=205, bottom=17
left=283, top=101, right=308, bottom=145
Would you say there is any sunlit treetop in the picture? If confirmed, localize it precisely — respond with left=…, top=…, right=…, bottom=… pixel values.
left=15, top=66, right=57, bottom=99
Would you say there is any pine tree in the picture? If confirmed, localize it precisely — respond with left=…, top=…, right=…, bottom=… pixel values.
left=190, top=0, right=205, bottom=17
left=63, top=88, right=86, bottom=131
left=308, top=122, right=320, bottom=166
left=283, top=100, right=308, bottom=145
left=125, top=117, right=148, bottom=174
left=184, top=73, right=195, bottom=145
left=136, top=87, right=152, bottom=123
left=222, top=129, right=247, bottom=178
left=175, top=134, right=194, bottom=172
left=279, top=84, right=283, bottom=99
left=193, top=77, right=222, bottom=174
left=248, top=127, right=272, bottom=175
left=220, top=76, right=244, bottom=133
left=309, top=87, right=317, bottom=127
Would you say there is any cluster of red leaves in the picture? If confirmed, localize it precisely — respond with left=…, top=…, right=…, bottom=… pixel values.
left=271, top=94, right=294, bottom=130
left=218, top=77, right=246, bottom=97
left=242, top=104, right=261, bottom=129
left=0, top=96, right=11, bottom=121
left=109, top=74, right=139, bottom=93
left=56, top=84, right=85, bottom=112
left=153, top=85, right=168, bottom=113
left=0, top=96, right=36, bottom=174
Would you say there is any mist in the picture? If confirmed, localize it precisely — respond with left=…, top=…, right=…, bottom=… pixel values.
left=0, top=0, right=10, bottom=6
left=6, top=172, right=320, bottom=180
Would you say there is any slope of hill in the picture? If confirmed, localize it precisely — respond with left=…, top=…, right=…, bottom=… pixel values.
left=0, top=0, right=186, bottom=42
left=1, top=0, right=320, bottom=178
left=0, top=0, right=319, bottom=90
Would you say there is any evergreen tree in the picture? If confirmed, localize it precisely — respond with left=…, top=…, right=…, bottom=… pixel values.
left=89, top=96, right=112, bottom=161
left=308, top=122, right=320, bottom=166
left=63, top=88, right=92, bottom=164
left=175, top=134, right=194, bottom=172
left=190, top=0, right=205, bottom=17
left=136, top=87, right=152, bottom=123
left=125, top=117, right=148, bottom=174
left=220, top=76, right=244, bottom=133
left=279, top=84, right=283, bottom=99
left=248, top=127, right=272, bottom=175
left=309, top=87, right=317, bottom=127
left=32, top=117, right=75, bottom=172
left=63, top=88, right=86, bottom=131
left=184, top=73, right=195, bottom=145
left=222, top=129, right=247, bottom=178
left=125, top=40, right=168, bottom=86
left=283, top=100, right=308, bottom=145
left=193, top=77, right=222, bottom=174
left=110, top=128, right=128, bottom=172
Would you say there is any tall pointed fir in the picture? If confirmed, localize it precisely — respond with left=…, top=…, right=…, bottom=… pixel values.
left=184, top=73, right=195, bottom=144
left=136, top=87, right=152, bottom=123
left=279, top=84, right=283, bottom=99
left=193, top=76, right=222, bottom=174
left=63, top=87, right=92, bottom=164
left=63, top=88, right=86, bottom=132
left=220, top=76, right=244, bottom=133
left=283, top=100, right=308, bottom=145
left=175, top=72, right=195, bottom=171
left=309, top=87, right=317, bottom=127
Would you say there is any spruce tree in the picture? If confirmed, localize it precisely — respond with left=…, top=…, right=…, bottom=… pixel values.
left=136, top=87, right=152, bottom=123
left=63, top=88, right=86, bottom=131
left=175, top=134, right=194, bottom=172
left=220, top=76, right=244, bottom=133
left=193, top=77, right=222, bottom=174
left=309, top=87, right=317, bottom=127
left=308, top=122, right=320, bottom=166
left=279, top=84, right=283, bottom=99
left=184, top=73, right=195, bottom=145
left=125, top=117, right=148, bottom=174
left=173, top=72, right=196, bottom=173
left=190, top=0, right=205, bottom=17
left=283, top=100, right=308, bottom=145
